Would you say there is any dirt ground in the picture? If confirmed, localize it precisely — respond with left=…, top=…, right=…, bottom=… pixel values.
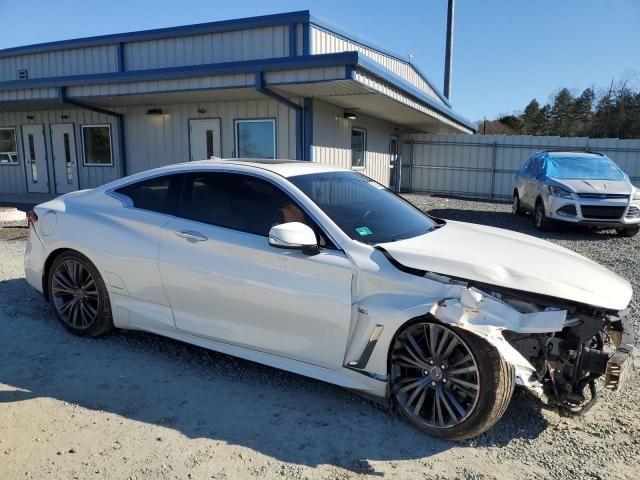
left=1, top=198, right=639, bottom=480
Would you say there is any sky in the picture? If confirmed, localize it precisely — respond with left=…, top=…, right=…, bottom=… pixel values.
left=1, top=0, right=639, bottom=122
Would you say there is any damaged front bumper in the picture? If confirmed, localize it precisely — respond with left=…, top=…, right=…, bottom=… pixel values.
left=603, top=312, right=635, bottom=391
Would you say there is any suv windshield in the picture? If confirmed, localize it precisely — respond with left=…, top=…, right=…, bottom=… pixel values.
left=289, top=171, right=436, bottom=244
left=545, top=155, right=625, bottom=181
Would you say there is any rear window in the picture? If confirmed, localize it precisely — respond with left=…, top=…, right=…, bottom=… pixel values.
left=115, top=175, right=181, bottom=214
left=545, top=156, right=625, bottom=181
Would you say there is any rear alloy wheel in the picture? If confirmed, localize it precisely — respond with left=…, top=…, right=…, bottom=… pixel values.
left=534, top=200, right=553, bottom=231
left=49, top=251, right=113, bottom=337
left=390, top=320, right=514, bottom=440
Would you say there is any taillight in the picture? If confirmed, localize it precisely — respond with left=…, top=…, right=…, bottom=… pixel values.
left=26, top=210, right=38, bottom=225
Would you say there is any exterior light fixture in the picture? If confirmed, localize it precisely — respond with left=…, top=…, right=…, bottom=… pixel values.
left=26, top=114, right=35, bottom=120
left=197, top=108, right=207, bottom=114
left=61, top=114, right=69, bottom=119
left=344, top=112, right=357, bottom=120
left=146, top=108, right=164, bottom=116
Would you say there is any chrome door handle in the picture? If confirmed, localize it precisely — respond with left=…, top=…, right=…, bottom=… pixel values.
left=176, top=230, right=208, bottom=242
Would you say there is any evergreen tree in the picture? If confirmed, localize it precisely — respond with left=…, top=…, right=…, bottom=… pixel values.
left=521, top=99, right=540, bottom=134
left=550, top=88, right=575, bottom=136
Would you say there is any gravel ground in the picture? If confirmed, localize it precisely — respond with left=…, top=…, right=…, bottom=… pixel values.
left=1, top=195, right=639, bottom=480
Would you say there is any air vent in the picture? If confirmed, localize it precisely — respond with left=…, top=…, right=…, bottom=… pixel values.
left=18, top=69, right=28, bottom=80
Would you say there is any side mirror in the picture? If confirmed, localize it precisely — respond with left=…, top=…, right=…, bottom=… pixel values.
left=268, top=222, right=319, bottom=256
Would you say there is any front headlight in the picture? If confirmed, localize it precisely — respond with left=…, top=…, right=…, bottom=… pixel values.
left=547, top=185, right=573, bottom=198
left=632, top=189, right=640, bottom=201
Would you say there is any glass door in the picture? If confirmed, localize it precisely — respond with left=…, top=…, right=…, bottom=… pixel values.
left=50, top=123, right=79, bottom=193
left=21, top=124, right=49, bottom=193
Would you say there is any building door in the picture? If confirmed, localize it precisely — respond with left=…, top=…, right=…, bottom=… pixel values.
left=50, top=124, right=79, bottom=193
left=389, top=134, right=400, bottom=192
left=188, top=119, right=221, bottom=161
left=21, top=124, right=49, bottom=193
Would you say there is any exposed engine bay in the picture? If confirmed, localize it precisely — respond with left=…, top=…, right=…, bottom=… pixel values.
left=486, top=286, right=634, bottom=414
left=378, top=246, right=635, bottom=415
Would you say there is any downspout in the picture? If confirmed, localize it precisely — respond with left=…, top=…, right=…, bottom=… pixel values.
left=255, top=72, right=303, bottom=160
left=57, top=87, right=128, bottom=176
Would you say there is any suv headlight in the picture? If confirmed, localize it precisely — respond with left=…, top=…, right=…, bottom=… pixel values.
left=548, top=185, right=573, bottom=198
left=632, top=189, right=640, bottom=201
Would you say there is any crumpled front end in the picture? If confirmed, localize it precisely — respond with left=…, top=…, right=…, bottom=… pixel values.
left=428, top=282, right=635, bottom=413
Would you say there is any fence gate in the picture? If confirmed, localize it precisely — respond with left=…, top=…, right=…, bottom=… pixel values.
left=401, top=134, right=640, bottom=200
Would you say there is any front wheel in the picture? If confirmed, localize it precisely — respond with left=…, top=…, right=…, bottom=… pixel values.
left=512, top=193, right=524, bottom=215
left=390, top=320, right=514, bottom=440
left=534, top=200, right=553, bottom=231
left=48, top=251, right=114, bottom=337
left=616, top=225, right=639, bottom=237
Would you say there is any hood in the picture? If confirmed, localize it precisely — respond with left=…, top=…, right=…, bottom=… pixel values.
left=552, top=178, right=632, bottom=195
left=378, top=221, right=632, bottom=311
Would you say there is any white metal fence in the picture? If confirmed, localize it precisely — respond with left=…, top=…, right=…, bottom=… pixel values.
left=401, top=134, right=640, bottom=200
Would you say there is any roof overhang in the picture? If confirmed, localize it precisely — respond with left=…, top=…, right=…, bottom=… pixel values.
left=0, top=52, right=475, bottom=133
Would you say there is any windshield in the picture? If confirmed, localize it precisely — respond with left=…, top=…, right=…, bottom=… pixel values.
left=289, top=171, right=436, bottom=244
left=545, top=155, right=625, bottom=181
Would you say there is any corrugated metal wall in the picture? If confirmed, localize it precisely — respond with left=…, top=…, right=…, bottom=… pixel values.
left=0, top=109, right=121, bottom=194
left=0, top=46, right=119, bottom=81
left=312, top=99, right=394, bottom=186
left=402, top=134, right=640, bottom=199
left=121, top=98, right=297, bottom=173
left=0, top=98, right=297, bottom=194
left=310, top=26, right=443, bottom=104
left=124, top=26, right=289, bottom=70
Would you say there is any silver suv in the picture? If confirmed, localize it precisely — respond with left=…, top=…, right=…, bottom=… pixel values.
left=513, top=151, right=640, bottom=236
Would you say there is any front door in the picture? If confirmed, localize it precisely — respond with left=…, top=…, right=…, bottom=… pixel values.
left=389, top=135, right=400, bottom=192
left=50, top=124, right=79, bottom=193
left=157, top=171, right=353, bottom=369
left=21, top=124, right=49, bottom=193
left=188, top=119, right=221, bottom=161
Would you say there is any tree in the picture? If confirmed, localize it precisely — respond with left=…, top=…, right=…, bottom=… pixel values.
left=477, top=80, right=640, bottom=138
left=522, top=99, right=541, bottom=134
left=549, top=88, right=575, bottom=136
left=573, top=88, right=595, bottom=136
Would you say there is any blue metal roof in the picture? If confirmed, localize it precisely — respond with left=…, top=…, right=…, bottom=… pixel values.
left=0, top=51, right=475, bottom=131
left=0, top=11, right=451, bottom=107
left=0, top=11, right=474, bottom=131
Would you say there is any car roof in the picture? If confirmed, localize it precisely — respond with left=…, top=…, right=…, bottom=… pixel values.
left=175, top=158, right=349, bottom=177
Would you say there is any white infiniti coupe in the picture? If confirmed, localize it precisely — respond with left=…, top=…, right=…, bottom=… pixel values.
left=24, top=159, right=634, bottom=440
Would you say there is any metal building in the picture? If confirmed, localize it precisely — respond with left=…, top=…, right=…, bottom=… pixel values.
left=0, top=10, right=474, bottom=204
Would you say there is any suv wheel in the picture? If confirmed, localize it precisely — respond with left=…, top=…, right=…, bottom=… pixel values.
left=616, top=226, right=639, bottom=238
left=534, top=200, right=553, bottom=231
left=512, top=193, right=524, bottom=215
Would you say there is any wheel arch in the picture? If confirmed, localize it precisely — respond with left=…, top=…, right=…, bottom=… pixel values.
left=42, top=248, right=98, bottom=301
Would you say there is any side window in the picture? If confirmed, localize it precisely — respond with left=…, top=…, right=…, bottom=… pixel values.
left=114, top=174, right=181, bottom=214
left=178, top=172, right=335, bottom=248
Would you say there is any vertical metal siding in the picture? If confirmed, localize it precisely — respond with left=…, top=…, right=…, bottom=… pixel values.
left=0, top=45, right=119, bottom=81
left=403, top=133, right=640, bottom=199
left=310, top=26, right=442, bottom=104
left=312, top=99, right=393, bottom=186
left=121, top=98, right=296, bottom=174
left=124, top=26, right=288, bottom=70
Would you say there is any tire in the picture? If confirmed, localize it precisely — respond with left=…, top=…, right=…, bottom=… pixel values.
left=512, top=192, right=524, bottom=216
left=617, top=225, right=639, bottom=237
left=48, top=251, right=113, bottom=337
left=389, top=320, right=515, bottom=441
left=534, top=200, right=553, bottom=231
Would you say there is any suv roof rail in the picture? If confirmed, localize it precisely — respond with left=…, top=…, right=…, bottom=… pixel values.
left=538, top=148, right=605, bottom=156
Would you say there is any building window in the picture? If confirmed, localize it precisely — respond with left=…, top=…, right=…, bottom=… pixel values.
left=0, top=127, right=18, bottom=164
left=351, top=128, right=366, bottom=169
left=234, top=119, right=276, bottom=159
left=82, top=125, right=113, bottom=166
